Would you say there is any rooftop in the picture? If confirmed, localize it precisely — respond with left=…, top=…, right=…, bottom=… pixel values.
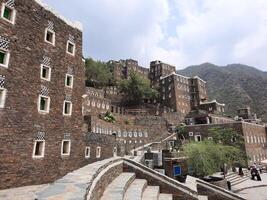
left=34, top=0, right=83, bottom=31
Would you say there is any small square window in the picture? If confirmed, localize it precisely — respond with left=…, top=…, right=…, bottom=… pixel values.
left=38, top=95, right=50, bottom=113
left=96, top=146, right=101, bottom=158
left=65, top=74, right=73, bottom=88
left=0, top=50, right=10, bottom=68
left=85, top=147, right=90, bottom=158
left=66, top=41, right=75, bottom=56
left=1, top=3, right=16, bottom=24
left=61, top=140, right=71, bottom=156
left=63, top=100, right=72, bottom=116
left=40, top=64, right=51, bottom=81
left=0, top=88, right=7, bottom=108
left=44, top=28, right=55, bottom=45
left=33, top=140, right=45, bottom=158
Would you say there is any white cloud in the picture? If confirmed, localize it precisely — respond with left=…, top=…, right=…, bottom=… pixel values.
left=43, top=0, right=267, bottom=70
left=167, top=0, right=267, bottom=70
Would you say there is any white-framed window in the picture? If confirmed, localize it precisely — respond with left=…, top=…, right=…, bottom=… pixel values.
left=128, top=132, right=132, bottom=137
left=85, top=146, right=90, bottom=158
left=1, top=3, right=16, bottom=24
left=0, top=88, right=7, bottom=108
left=113, top=147, right=117, bottom=157
left=0, top=49, right=10, bottom=68
left=32, top=140, right=45, bottom=158
left=195, top=135, right=201, bottom=142
left=40, top=64, right=51, bottom=81
left=144, top=132, right=148, bottom=137
left=61, top=140, right=71, bottom=156
left=66, top=40, right=75, bottom=56
left=96, top=146, right=101, bottom=158
left=189, top=132, right=193, bottom=137
left=38, top=95, right=50, bottom=114
left=63, top=100, right=72, bottom=116
left=65, top=74, right=73, bottom=88
left=44, top=28, right=55, bottom=45
left=208, top=137, right=213, bottom=140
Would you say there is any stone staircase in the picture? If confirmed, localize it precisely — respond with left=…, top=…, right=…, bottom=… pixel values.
left=101, top=172, right=173, bottom=200
left=226, top=169, right=250, bottom=186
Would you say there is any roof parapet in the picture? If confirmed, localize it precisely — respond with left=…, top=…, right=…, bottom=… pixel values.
left=34, top=0, right=83, bottom=31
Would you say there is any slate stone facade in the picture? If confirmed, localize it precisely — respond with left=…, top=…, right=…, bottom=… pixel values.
left=0, top=0, right=114, bottom=189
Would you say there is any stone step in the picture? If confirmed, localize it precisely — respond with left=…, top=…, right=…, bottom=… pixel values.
left=158, top=193, right=172, bottom=200
left=101, top=172, right=136, bottom=200
left=142, top=186, right=160, bottom=200
left=231, top=176, right=250, bottom=186
left=124, top=179, right=148, bottom=200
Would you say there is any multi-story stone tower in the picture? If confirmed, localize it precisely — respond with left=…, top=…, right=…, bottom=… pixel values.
left=0, top=0, right=86, bottom=189
left=149, top=60, right=176, bottom=88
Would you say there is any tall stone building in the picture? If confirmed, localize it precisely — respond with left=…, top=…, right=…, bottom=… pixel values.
left=108, top=59, right=149, bottom=82
left=160, top=73, right=191, bottom=116
left=0, top=0, right=93, bottom=189
left=189, top=76, right=208, bottom=109
left=149, top=60, right=176, bottom=88
left=159, top=71, right=209, bottom=118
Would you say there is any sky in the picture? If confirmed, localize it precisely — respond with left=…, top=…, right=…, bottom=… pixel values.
left=42, top=0, right=267, bottom=71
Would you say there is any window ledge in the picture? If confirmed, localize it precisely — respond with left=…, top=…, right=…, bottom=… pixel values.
left=0, top=63, right=8, bottom=68
left=1, top=16, right=15, bottom=25
left=38, top=110, right=50, bottom=114
left=32, top=156, right=44, bottom=159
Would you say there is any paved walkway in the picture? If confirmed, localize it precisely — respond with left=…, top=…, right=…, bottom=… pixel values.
left=233, top=173, right=267, bottom=200
left=0, top=157, right=120, bottom=200
left=0, top=184, right=48, bottom=200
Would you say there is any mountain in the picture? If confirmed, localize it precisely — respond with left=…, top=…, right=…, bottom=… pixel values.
left=177, top=63, right=267, bottom=121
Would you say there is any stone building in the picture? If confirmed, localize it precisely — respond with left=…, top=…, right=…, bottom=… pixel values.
left=198, top=99, right=225, bottom=115
left=185, top=122, right=267, bottom=165
left=160, top=72, right=191, bottom=117
left=0, top=0, right=116, bottom=189
left=108, top=58, right=149, bottom=82
left=149, top=60, right=176, bottom=88
left=159, top=72, right=209, bottom=118
left=82, top=87, right=111, bottom=115
left=189, top=76, right=208, bottom=109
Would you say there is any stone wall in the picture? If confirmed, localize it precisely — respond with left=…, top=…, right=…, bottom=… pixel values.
left=0, top=0, right=89, bottom=189
left=123, top=159, right=198, bottom=200
left=82, top=87, right=111, bottom=116
left=185, top=122, right=267, bottom=165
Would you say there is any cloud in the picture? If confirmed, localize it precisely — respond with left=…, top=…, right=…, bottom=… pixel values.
left=168, top=0, right=267, bottom=70
left=43, top=0, right=267, bottom=70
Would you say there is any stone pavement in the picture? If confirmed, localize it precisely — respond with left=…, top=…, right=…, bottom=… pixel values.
left=0, top=157, right=120, bottom=200
left=233, top=173, right=267, bottom=200
left=0, top=184, right=49, bottom=200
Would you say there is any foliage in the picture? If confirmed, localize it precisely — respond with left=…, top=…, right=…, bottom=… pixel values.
left=85, top=58, right=114, bottom=87
left=183, top=141, right=247, bottom=178
left=209, top=127, right=244, bottom=148
left=119, top=72, right=158, bottom=105
left=103, top=112, right=116, bottom=123
left=175, top=123, right=187, bottom=150
left=124, top=119, right=130, bottom=125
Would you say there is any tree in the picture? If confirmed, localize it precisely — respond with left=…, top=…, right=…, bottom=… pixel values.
left=175, top=123, right=187, bottom=150
left=119, top=72, right=158, bottom=105
left=183, top=141, right=246, bottom=178
left=209, top=127, right=244, bottom=148
left=85, top=58, right=114, bottom=87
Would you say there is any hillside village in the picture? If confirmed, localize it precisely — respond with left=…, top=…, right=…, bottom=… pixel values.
left=0, top=0, right=267, bottom=200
